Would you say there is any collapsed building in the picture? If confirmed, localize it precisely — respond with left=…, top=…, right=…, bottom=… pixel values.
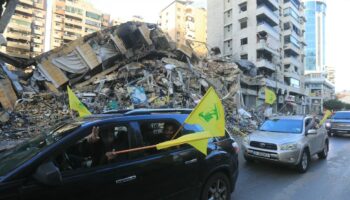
left=0, top=22, right=263, bottom=143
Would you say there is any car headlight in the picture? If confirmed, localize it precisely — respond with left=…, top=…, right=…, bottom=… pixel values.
left=325, top=122, right=331, bottom=128
left=280, top=143, right=298, bottom=151
left=243, top=136, right=250, bottom=145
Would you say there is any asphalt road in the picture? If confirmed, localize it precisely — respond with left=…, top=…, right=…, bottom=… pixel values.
left=231, top=135, right=350, bottom=200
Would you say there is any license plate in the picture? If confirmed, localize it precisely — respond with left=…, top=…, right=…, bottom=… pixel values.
left=252, top=151, right=270, bottom=158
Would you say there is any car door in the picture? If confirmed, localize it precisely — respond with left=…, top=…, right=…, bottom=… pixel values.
left=135, top=120, right=201, bottom=199
left=315, top=118, right=327, bottom=151
left=305, top=118, right=319, bottom=155
left=15, top=122, right=141, bottom=200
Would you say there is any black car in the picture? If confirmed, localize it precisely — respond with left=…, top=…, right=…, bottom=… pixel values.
left=326, top=111, right=350, bottom=136
left=0, top=109, right=239, bottom=200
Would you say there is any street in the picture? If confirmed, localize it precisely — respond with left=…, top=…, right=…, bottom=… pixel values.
left=232, top=135, right=350, bottom=200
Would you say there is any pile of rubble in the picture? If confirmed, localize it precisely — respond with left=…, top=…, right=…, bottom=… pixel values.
left=0, top=22, right=260, bottom=140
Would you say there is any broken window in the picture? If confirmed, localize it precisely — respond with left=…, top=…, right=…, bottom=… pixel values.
left=241, top=37, right=248, bottom=45
left=240, top=21, right=247, bottom=29
left=241, top=54, right=248, bottom=60
left=239, top=2, right=247, bottom=12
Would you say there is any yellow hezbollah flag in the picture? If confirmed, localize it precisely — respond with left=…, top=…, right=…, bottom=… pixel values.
left=265, top=87, right=276, bottom=105
left=319, top=110, right=332, bottom=126
left=67, top=86, right=91, bottom=117
left=184, top=87, right=225, bottom=137
left=156, top=132, right=212, bottom=155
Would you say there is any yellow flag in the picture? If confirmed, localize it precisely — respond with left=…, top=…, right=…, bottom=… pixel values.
left=67, top=86, right=91, bottom=117
left=265, top=87, right=276, bottom=105
left=184, top=87, right=225, bottom=137
left=319, top=110, right=332, bottom=126
left=156, top=132, right=212, bottom=155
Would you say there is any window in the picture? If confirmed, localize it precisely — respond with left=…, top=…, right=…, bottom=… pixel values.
left=241, top=37, right=248, bottom=45
left=240, top=21, right=247, bottom=29
left=241, top=54, right=248, bottom=60
left=239, top=2, right=247, bottom=12
left=85, top=19, right=101, bottom=28
left=86, top=11, right=101, bottom=20
left=55, top=124, right=130, bottom=172
left=226, top=10, right=231, bottom=18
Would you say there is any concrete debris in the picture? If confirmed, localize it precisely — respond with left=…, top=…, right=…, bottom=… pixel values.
left=0, top=22, right=261, bottom=140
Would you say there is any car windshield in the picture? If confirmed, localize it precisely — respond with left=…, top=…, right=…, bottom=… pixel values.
left=0, top=122, right=82, bottom=177
left=332, top=112, right=350, bottom=120
left=260, top=119, right=303, bottom=134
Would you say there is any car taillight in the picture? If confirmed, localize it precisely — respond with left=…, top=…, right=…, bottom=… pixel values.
left=232, top=141, right=240, bottom=153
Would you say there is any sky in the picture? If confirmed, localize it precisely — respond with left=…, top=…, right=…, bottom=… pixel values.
left=87, top=0, right=348, bottom=92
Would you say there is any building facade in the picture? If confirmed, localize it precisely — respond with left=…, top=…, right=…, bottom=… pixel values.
left=50, top=0, right=110, bottom=49
left=207, top=0, right=307, bottom=114
left=305, top=73, right=335, bottom=114
left=303, top=0, right=335, bottom=113
left=1, top=0, right=47, bottom=58
left=326, top=65, right=335, bottom=85
left=159, top=0, right=207, bottom=57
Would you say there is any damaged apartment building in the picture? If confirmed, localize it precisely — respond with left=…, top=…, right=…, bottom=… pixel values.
left=208, top=0, right=308, bottom=114
left=0, top=21, right=262, bottom=140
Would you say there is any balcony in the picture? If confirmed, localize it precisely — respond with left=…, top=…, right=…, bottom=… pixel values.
left=238, top=11, right=248, bottom=21
left=12, top=14, right=32, bottom=23
left=16, top=5, right=33, bottom=15
left=282, top=15, right=300, bottom=29
left=19, top=0, right=34, bottom=6
left=64, top=18, right=83, bottom=26
left=34, top=2, right=45, bottom=9
left=6, top=51, right=30, bottom=59
left=257, top=22, right=279, bottom=40
left=33, top=38, right=43, bottom=44
left=7, top=41, right=30, bottom=50
left=65, top=12, right=83, bottom=20
left=8, top=23, right=31, bottom=32
left=257, top=40, right=279, bottom=56
left=256, top=59, right=276, bottom=71
left=283, top=1, right=299, bottom=15
left=34, top=12, right=44, bottom=19
left=284, top=70, right=300, bottom=79
left=256, top=5, right=279, bottom=27
left=33, top=47, right=42, bottom=53
left=34, top=29, right=44, bottom=35
left=63, top=34, right=78, bottom=41
left=284, top=56, right=301, bottom=67
left=284, top=43, right=300, bottom=56
left=34, top=21, right=44, bottom=27
left=6, top=32, right=30, bottom=41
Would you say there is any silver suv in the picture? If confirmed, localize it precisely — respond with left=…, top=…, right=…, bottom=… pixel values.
left=242, top=116, right=329, bottom=173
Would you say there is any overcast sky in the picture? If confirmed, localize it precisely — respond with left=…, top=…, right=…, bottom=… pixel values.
left=89, top=0, right=348, bottom=92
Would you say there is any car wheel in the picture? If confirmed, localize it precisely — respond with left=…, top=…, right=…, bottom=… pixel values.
left=318, top=141, right=329, bottom=159
left=201, top=172, right=231, bottom=200
left=297, top=149, right=310, bottom=173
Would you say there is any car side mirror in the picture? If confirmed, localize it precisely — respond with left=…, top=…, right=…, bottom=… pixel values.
left=307, top=129, right=317, bottom=135
left=33, top=161, right=62, bottom=186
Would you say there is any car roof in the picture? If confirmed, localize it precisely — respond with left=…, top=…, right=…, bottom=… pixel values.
left=269, top=115, right=307, bottom=120
left=334, top=111, right=350, bottom=113
left=71, top=108, right=193, bottom=127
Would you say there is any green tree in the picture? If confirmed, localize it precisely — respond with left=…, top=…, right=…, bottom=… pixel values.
left=323, top=99, right=344, bottom=111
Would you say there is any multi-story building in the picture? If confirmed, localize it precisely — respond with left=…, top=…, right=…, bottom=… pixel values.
left=305, top=73, right=335, bottom=114
left=207, top=0, right=307, bottom=114
left=303, top=0, right=335, bottom=113
left=1, top=0, right=47, bottom=59
left=50, top=0, right=110, bottom=49
left=101, top=14, right=111, bottom=30
left=159, top=0, right=207, bottom=57
left=326, top=65, right=335, bottom=85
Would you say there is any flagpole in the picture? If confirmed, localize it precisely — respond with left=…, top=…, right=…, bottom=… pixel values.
left=171, top=124, right=184, bottom=140
left=111, top=145, right=157, bottom=155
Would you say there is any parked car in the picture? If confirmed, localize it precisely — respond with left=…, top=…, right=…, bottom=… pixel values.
left=0, top=109, right=239, bottom=200
left=242, top=116, right=329, bottom=173
left=326, top=111, right=350, bottom=136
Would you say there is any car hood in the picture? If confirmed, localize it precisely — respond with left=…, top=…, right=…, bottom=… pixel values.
left=248, top=131, right=302, bottom=145
left=330, top=119, right=350, bottom=123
